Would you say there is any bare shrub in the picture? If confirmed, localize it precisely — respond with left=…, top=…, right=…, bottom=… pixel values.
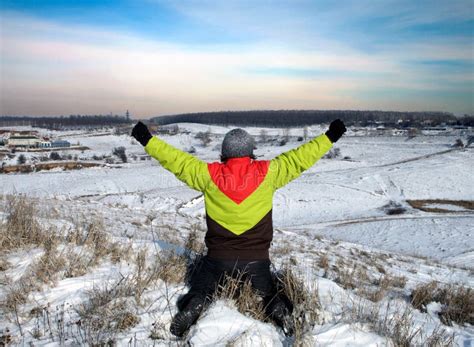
left=282, top=128, right=290, bottom=144
left=17, top=154, right=26, bottom=165
left=259, top=129, right=268, bottom=143
left=195, top=130, right=212, bottom=147
left=49, top=152, right=62, bottom=161
left=382, top=201, right=406, bottom=215
left=112, top=146, right=127, bottom=163
left=324, top=148, right=341, bottom=159
left=453, top=138, right=464, bottom=148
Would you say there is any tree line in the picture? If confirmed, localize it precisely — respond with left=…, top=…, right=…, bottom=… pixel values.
left=0, top=115, right=132, bottom=129
left=151, top=110, right=469, bottom=127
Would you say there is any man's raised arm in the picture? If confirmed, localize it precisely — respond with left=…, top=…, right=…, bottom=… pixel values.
left=269, top=119, right=346, bottom=189
left=131, top=122, right=210, bottom=192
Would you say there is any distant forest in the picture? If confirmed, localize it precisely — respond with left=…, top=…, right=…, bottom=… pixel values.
left=1, top=111, right=473, bottom=129
left=0, top=115, right=131, bottom=128
left=151, top=110, right=472, bottom=127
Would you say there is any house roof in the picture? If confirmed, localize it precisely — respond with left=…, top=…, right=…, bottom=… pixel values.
left=9, top=136, right=40, bottom=140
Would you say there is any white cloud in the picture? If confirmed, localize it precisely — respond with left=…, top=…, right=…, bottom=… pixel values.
left=0, top=12, right=472, bottom=116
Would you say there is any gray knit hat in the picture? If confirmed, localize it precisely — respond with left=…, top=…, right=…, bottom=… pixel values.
left=221, top=128, right=255, bottom=160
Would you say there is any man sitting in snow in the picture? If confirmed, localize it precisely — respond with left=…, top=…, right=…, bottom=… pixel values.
left=131, top=119, right=346, bottom=337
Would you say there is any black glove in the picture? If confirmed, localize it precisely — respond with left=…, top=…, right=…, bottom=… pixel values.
left=325, top=119, right=346, bottom=143
left=131, top=121, right=152, bottom=146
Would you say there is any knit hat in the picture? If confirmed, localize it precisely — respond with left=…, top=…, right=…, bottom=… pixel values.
left=221, top=128, right=255, bottom=160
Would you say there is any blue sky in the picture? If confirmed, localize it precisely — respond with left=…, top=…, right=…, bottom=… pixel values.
left=0, top=0, right=472, bottom=116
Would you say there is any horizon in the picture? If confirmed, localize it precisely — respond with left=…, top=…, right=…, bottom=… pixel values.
left=1, top=1, right=473, bottom=117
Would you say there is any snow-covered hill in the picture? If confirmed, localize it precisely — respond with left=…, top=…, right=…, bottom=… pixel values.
left=1, top=124, right=472, bottom=346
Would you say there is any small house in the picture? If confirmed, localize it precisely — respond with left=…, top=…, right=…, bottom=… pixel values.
left=39, top=141, right=52, bottom=148
left=7, top=134, right=41, bottom=148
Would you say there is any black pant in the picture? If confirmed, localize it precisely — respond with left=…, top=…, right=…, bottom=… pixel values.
left=177, top=256, right=291, bottom=316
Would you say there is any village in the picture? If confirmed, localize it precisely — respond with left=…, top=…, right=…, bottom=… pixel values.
left=0, top=130, right=71, bottom=150
left=0, top=129, right=97, bottom=173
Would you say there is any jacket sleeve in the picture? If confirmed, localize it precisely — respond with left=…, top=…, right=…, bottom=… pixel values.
left=145, top=136, right=211, bottom=192
left=269, top=133, right=333, bottom=190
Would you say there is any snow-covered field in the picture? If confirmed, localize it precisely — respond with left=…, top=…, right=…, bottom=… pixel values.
left=1, top=123, right=473, bottom=346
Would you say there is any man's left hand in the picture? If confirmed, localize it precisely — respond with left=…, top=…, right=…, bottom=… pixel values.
left=131, top=121, right=152, bottom=146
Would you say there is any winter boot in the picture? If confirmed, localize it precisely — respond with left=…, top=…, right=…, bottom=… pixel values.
left=170, top=297, right=205, bottom=338
left=270, top=300, right=295, bottom=337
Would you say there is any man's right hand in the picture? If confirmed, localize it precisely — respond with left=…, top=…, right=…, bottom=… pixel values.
left=325, top=119, right=346, bottom=143
left=131, top=121, right=153, bottom=146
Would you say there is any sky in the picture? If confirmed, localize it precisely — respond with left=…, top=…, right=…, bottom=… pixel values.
left=0, top=0, right=473, bottom=117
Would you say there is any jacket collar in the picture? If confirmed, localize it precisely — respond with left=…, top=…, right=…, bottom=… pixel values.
left=223, top=156, right=252, bottom=165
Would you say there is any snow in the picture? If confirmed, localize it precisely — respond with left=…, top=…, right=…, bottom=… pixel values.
left=0, top=123, right=473, bottom=346
left=188, top=302, right=283, bottom=346
left=313, top=323, right=388, bottom=347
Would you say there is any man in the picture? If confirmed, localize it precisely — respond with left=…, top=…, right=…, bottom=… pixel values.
left=131, top=119, right=346, bottom=337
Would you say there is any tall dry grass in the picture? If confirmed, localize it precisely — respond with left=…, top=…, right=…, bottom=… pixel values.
left=411, top=281, right=473, bottom=326
left=0, top=195, right=49, bottom=252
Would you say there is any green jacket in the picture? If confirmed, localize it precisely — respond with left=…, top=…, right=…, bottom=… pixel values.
left=145, top=134, right=333, bottom=260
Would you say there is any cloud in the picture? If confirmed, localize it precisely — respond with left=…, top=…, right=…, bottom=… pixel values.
left=0, top=8, right=472, bottom=116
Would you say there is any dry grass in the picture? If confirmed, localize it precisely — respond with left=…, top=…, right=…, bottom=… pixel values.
left=0, top=257, right=10, bottom=271
left=318, top=253, right=329, bottom=271
left=0, top=277, right=38, bottom=336
left=275, top=264, right=321, bottom=344
left=354, top=272, right=407, bottom=303
left=0, top=195, right=49, bottom=252
left=184, top=222, right=206, bottom=255
left=333, top=262, right=357, bottom=290
left=66, top=217, right=109, bottom=262
left=407, top=199, right=473, bottom=213
left=0, top=194, right=139, bottom=341
left=346, top=299, right=454, bottom=346
left=30, top=245, right=67, bottom=285
left=76, top=279, right=139, bottom=345
left=374, top=274, right=407, bottom=289
left=215, top=273, right=266, bottom=321
left=155, top=250, right=187, bottom=285
left=130, top=248, right=187, bottom=304
left=411, top=281, right=474, bottom=326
